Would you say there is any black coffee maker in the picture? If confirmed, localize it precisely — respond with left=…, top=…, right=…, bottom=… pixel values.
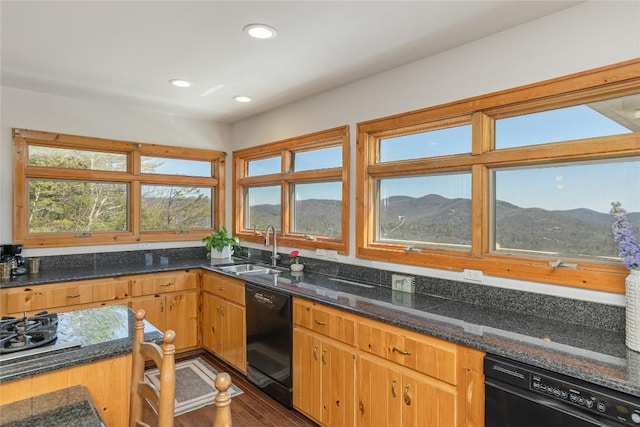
left=1, top=244, right=27, bottom=276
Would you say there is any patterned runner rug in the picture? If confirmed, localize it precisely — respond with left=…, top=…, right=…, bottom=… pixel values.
left=144, top=357, right=243, bottom=416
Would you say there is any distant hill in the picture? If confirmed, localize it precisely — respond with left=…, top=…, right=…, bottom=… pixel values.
left=250, top=195, right=638, bottom=258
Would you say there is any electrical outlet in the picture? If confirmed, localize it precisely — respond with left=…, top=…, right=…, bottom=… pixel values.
left=463, top=269, right=483, bottom=282
left=326, top=250, right=339, bottom=259
left=138, top=243, right=151, bottom=249
left=315, top=248, right=326, bottom=256
left=391, top=274, right=415, bottom=293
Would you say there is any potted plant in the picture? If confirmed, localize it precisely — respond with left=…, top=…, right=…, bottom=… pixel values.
left=289, top=250, right=304, bottom=271
left=203, top=226, right=240, bottom=259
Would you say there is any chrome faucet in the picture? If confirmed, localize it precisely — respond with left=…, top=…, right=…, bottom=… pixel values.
left=264, top=224, right=280, bottom=267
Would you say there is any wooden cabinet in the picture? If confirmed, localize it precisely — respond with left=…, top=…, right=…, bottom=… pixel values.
left=293, top=298, right=357, bottom=426
left=0, top=276, right=130, bottom=316
left=293, top=298, right=484, bottom=427
left=357, top=317, right=460, bottom=427
left=129, top=270, right=198, bottom=352
left=358, top=354, right=457, bottom=427
left=0, top=354, right=131, bottom=427
left=201, top=271, right=246, bottom=373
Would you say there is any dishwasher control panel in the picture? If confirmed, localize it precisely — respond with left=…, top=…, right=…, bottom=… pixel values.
left=530, top=372, right=640, bottom=425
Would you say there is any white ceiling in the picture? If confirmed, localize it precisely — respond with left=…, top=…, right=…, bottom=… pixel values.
left=1, top=1, right=581, bottom=124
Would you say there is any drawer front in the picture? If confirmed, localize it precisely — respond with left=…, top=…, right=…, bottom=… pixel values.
left=5, top=283, right=94, bottom=313
left=359, top=319, right=458, bottom=385
left=5, top=286, right=53, bottom=314
left=293, top=298, right=313, bottom=328
left=50, top=283, right=94, bottom=308
left=312, top=305, right=356, bottom=345
left=92, top=278, right=130, bottom=303
left=293, top=298, right=356, bottom=346
left=201, top=273, right=245, bottom=305
left=130, top=271, right=197, bottom=296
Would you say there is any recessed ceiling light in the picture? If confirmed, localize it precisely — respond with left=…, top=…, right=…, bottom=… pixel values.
left=243, top=24, right=277, bottom=40
left=233, top=96, right=253, bottom=103
left=169, top=79, right=191, bottom=88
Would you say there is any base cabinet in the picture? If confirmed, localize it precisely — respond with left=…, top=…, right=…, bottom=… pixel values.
left=293, top=297, right=484, bottom=427
left=358, top=355, right=457, bottom=427
left=293, top=327, right=357, bottom=426
left=129, top=270, right=198, bottom=352
left=201, top=272, right=246, bottom=373
left=293, top=299, right=357, bottom=427
left=0, top=354, right=131, bottom=427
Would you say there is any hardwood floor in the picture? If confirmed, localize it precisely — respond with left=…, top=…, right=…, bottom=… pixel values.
left=171, top=351, right=317, bottom=427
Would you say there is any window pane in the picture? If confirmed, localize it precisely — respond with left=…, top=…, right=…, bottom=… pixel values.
left=493, top=159, right=640, bottom=260
left=495, top=93, right=639, bottom=149
left=247, top=156, right=281, bottom=177
left=28, top=179, right=128, bottom=233
left=379, top=124, right=471, bottom=162
left=377, top=174, right=471, bottom=248
left=141, top=156, right=211, bottom=177
left=28, top=146, right=127, bottom=171
left=245, top=186, right=281, bottom=231
left=292, top=182, right=342, bottom=237
left=141, top=185, right=212, bottom=231
left=294, top=146, right=342, bottom=171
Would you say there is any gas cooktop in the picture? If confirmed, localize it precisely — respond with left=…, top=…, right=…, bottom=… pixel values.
left=0, top=312, right=80, bottom=362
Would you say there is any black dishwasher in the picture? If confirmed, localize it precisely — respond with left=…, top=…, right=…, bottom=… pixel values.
left=485, top=354, right=640, bottom=426
left=245, top=283, right=293, bottom=408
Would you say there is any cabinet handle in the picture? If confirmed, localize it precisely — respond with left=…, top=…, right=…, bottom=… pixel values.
left=66, top=294, right=81, bottom=299
left=392, top=347, right=411, bottom=356
left=313, top=346, right=318, bottom=360
left=218, top=287, right=225, bottom=291
left=160, top=281, right=174, bottom=287
left=391, top=379, right=397, bottom=398
left=314, top=320, right=327, bottom=326
left=404, top=385, right=411, bottom=406
left=321, top=350, right=327, bottom=365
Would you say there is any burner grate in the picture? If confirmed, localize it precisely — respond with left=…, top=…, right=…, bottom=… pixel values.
left=0, top=311, right=59, bottom=354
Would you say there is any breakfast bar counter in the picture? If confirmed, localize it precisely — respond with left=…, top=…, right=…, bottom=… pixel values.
left=0, top=385, right=104, bottom=427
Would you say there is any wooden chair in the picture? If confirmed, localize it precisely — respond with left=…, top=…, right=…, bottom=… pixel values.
left=129, top=309, right=176, bottom=427
left=213, top=372, right=233, bottom=427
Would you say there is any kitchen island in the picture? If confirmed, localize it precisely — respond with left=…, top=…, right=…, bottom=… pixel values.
left=0, top=305, right=161, bottom=426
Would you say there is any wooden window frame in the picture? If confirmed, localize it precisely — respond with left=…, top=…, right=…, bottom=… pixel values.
left=357, top=59, right=640, bottom=293
left=12, top=128, right=225, bottom=248
left=233, top=126, right=350, bottom=254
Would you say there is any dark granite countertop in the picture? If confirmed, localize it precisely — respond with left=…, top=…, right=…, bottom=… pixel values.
left=2, top=255, right=639, bottom=399
left=0, top=385, right=104, bottom=426
left=0, top=305, right=162, bottom=384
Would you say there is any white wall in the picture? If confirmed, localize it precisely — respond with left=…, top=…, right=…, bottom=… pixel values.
left=230, top=1, right=640, bottom=305
left=0, top=86, right=232, bottom=254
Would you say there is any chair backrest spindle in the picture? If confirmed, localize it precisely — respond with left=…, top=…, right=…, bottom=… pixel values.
left=129, top=309, right=176, bottom=427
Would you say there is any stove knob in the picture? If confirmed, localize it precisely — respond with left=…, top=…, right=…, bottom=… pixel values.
left=631, top=412, right=640, bottom=424
left=597, top=402, right=606, bottom=413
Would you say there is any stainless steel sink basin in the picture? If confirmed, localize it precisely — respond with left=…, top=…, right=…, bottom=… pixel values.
left=217, top=264, right=281, bottom=275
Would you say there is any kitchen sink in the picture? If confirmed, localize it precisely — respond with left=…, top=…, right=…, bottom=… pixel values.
left=217, top=264, right=281, bottom=275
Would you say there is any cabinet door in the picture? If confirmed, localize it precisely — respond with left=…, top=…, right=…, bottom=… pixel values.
left=222, top=300, right=246, bottom=373
left=130, top=295, right=166, bottom=331
left=321, top=340, right=356, bottom=427
left=166, top=291, right=197, bottom=351
left=401, top=370, right=457, bottom=427
left=293, top=327, right=322, bottom=423
left=202, top=292, right=224, bottom=356
left=358, top=355, right=401, bottom=427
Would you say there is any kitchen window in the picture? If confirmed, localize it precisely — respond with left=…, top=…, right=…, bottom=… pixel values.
left=12, top=129, right=225, bottom=247
left=357, top=60, right=640, bottom=293
left=233, top=126, right=349, bottom=253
